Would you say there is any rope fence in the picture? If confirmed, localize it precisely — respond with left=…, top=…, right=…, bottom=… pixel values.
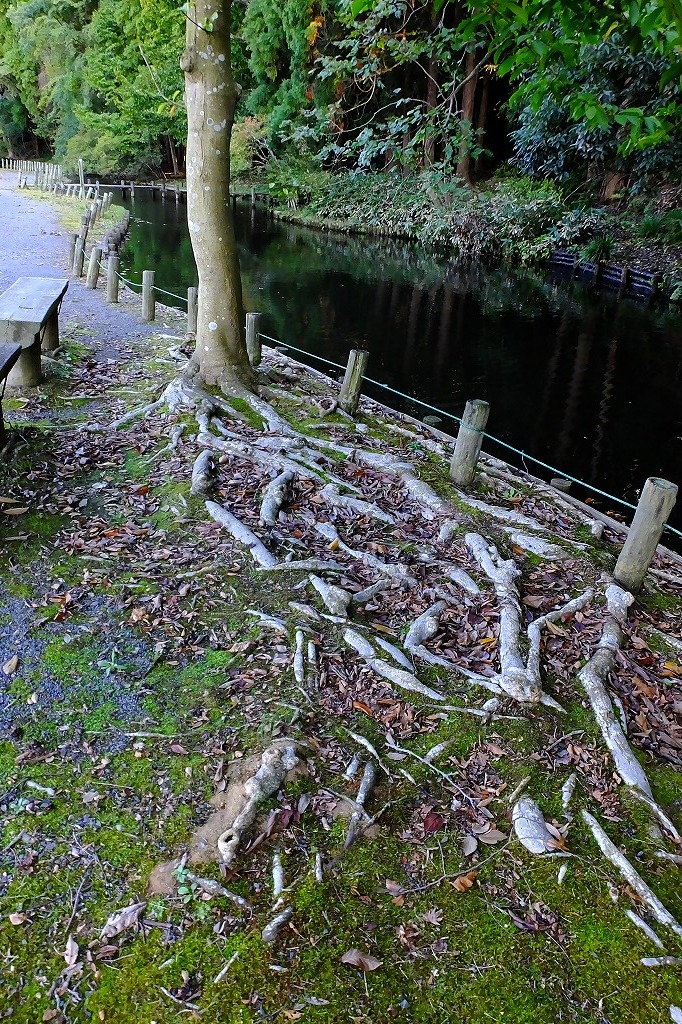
left=69, top=204, right=681, bottom=545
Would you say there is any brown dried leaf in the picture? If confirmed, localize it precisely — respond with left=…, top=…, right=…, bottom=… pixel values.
left=100, top=902, right=147, bottom=940
left=451, top=871, right=477, bottom=893
left=340, top=948, right=383, bottom=972
left=421, top=907, right=443, bottom=926
left=9, top=912, right=30, bottom=925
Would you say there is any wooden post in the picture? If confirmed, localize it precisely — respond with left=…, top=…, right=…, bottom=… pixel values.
left=339, top=348, right=369, bottom=415
left=245, top=312, right=262, bottom=367
left=72, top=237, right=85, bottom=278
left=449, top=399, right=490, bottom=488
left=187, top=286, right=198, bottom=333
left=67, top=232, right=78, bottom=269
left=86, top=246, right=102, bottom=289
left=78, top=157, right=85, bottom=199
left=80, top=213, right=90, bottom=242
left=107, top=255, right=120, bottom=303
left=614, top=478, right=678, bottom=593
left=142, top=270, right=155, bottom=321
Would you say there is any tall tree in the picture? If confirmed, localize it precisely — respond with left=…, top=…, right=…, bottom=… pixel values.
left=181, top=0, right=253, bottom=388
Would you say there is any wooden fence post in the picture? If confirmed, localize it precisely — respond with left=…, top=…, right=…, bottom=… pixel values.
left=449, top=399, right=490, bottom=488
left=142, top=270, right=155, bottom=321
left=187, top=286, right=198, bottom=333
left=67, top=233, right=78, bottom=269
left=245, top=312, right=262, bottom=367
left=339, top=349, right=369, bottom=415
left=86, top=246, right=102, bottom=289
left=614, top=477, right=678, bottom=593
left=72, top=237, right=85, bottom=278
left=107, top=255, right=120, bottom=303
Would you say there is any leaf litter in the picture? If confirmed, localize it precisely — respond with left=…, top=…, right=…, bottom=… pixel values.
left=0, top=302, right=680, bottom=1023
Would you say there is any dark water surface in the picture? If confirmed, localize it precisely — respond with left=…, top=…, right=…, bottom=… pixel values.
left=120, top=192, right=682, bottom=536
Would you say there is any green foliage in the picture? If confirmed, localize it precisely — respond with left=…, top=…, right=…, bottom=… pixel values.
left=0, top=0, right=185, bottom=172
left=578, top=234, right=615, bottom=263
left=511, top=38, right=682, bottom=188
left=637, top=208, right=682, bottom=243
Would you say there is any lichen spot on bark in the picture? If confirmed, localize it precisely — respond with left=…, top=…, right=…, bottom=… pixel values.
left=209, top=322, right=218, bottom=331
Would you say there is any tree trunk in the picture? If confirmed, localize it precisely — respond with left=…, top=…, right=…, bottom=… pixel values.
left=181, top=1, right=253, bottom=389
left=167, top=134, right=180, bottom=176
left=474, top=72, right=489, bottom=176
left=456, top=50, right=478, bottom=182
left=424, top=55, right=438, bottom=166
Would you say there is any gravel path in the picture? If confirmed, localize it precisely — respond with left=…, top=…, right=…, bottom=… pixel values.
left=0, top=170, right=161, bottom=357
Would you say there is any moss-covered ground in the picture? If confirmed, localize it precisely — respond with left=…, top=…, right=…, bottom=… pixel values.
left=0, top=191, right=681, bottom=1024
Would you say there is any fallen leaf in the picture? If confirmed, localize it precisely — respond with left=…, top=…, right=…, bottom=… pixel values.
left=100, top=902, right=146, bottom=940
left=478, top=828, right=507, bottom=845
left=3, top=507, right=29, bottom=516
left=423, top=811, right=445, bottom=833
left=421, top=907, right=443, bottom=926
left=169, top=743, right=189, bottom=755
left=2, top=654, right=19, bottom=675
left=64, top=935, right=79, bottom=967
left=340, top=948, right=382, bottom=972
left=385, top=879, right=404, bottom=896
left=461, top=835, right=478, bottom=857
left=9, top=912, right=30, bottom=925
left=82, top=790, right=101, bottom=805
left=450, top=871, right=477, bottom=893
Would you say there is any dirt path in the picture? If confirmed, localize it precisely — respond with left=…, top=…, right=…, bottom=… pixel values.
left=0, top=171, right=159, bottom=359
left=0, top=184, right=681, bottom=1024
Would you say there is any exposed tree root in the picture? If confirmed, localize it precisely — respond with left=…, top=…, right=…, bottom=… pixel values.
left=110, top=360, right=680, bottom=990
left=512, top=797, right=558, bottom=855
left=216, top=743, right=299, bottom=868
left=206, top=500, right=278, bottom=568
left=259, top=469, right=293, bottom=525
left=464, top=532, right=589, bottom=708
left=577, top=585, right=653, bottom=796
left=343, top=628, right=447, bottom=701
left=583, top=810, right=682, bottom=939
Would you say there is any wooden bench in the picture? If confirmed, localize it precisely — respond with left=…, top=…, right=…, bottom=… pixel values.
left=0, top=276, right=69, bottom=387
left=0, top=342, right=21, bottom=446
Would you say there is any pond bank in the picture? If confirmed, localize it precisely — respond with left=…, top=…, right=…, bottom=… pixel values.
left=1, top=183, right=682, bottom=1023
left=230, top=170, right=682, bottom=289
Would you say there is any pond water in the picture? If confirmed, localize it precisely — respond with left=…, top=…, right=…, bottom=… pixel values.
left=119, top=191, right=682, bottom=538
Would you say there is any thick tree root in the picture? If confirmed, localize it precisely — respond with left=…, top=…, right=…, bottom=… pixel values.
left=582, top=810, right=682, bottom=939
left=464, top=533, right=588, bottom=708
left=217, top=743, right=299, bottom=868
left=190, top=449, right=215, bottom=496
left=343, top=628, right=446, bottom=701
left=206, top=500, right=277, bottom=568
left=512, top=797, right=557, bottom=855
left=309, top=574, right=352, bottom=617
left=259, top=469, right=294, bottom=526
left=577, top=585, right=653, bottom=796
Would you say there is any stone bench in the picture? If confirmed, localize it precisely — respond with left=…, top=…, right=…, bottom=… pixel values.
left=0, top=276, right=69, bottom=387
left=0, top=342, right=21, bottom=446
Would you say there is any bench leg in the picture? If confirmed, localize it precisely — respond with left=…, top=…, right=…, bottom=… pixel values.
left=7, top=341, right=43, bottom=387
left=43, top=311, right=60, bottom=353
